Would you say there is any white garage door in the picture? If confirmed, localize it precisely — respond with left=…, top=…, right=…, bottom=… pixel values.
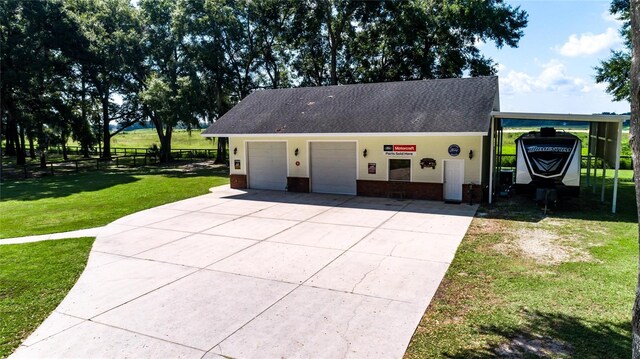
left=248, top=142, right=287, bottom=190
left=311, top=142, right=357, bottom=195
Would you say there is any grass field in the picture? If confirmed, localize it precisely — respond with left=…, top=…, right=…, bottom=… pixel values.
left=0, top=237, right=95, bottom=358
left=500, top=130, right=631, bottom=157
left=0, top=165, right=229, bottom=239
left=72, top=128, right=218, bottom=150
left=405, top=170, right=638, bottom=358
left=2, top=129, right=219, bottom=170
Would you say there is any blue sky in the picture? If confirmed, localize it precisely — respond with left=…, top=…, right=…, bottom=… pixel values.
left=479, top=0, right=630, bottom=114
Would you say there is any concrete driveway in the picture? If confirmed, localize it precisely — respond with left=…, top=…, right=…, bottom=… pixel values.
left=12, top=185, right=477, bottom=359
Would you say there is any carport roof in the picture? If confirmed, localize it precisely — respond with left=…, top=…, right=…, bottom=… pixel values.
left=202, top=76, right=499, bottom=136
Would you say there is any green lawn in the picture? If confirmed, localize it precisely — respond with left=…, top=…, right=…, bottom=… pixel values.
left=0, top=166, right=229, bottom=239
left=0, top=237, right=95, bottom=358
left=406, top=171, right=638, bottom=358
left=0, top=161, right=637, bottom=358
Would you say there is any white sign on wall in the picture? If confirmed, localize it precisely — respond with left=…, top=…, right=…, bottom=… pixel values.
left=384, top=144, right=416, bottom=156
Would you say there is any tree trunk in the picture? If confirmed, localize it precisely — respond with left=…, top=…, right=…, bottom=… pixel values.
left=101, top=94, right=111, bottom=159
left=159, top=126, right=172, bottom=163
left=5, top=136, right=15, bottom=156
left=16, top=124, right=26, bottom=165
left=631, top=0, right=640, bottom=357
left=62, top=137, right=68, bottom=161
left=330, top=40, right=338, bottom=85
left=215, top=137, right=228, bottom=164
left=4, top=116, right=16, bottom=156
left=149, top=110, right=172, bottom=163
left=82, top=143, right=90, bottom=158
left=81, top=76, right=90, bottom=159
left=39, top=151, right=46, bottom=168
left=37, top=124, right=46, bottom=169
left=97, top=129, right=102, bottom=157
left=324, top=3, right=339, bottom=86
left=28, top=135, right=35, bottom=159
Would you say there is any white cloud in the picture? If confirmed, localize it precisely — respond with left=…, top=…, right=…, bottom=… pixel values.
left=555, top=28, right=622, bottom=57
left=602, top=9, right=624, bottom=25
left=499, top=59, right=594, bottom=95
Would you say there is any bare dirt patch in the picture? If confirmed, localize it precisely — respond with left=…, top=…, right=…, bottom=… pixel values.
left=494, top=228, right=596, bottom=265
left=540, top=218, right=565, bottom=226
left=495, top=334, right=573, bottom=358
left=156, top=160, right=225, bottom=172
left=467, top=217, right=508, bottom=236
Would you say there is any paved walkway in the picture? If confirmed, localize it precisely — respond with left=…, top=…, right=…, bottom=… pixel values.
left=0, top=227, right=105, bottom=245
left=11, top=187, right=477, bottom=359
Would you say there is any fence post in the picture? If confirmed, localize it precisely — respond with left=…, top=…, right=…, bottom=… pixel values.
left=50, top=162, right=54, bottom=176
left=23, top=165, right=27, bottom=179
left=75, top=160, right=79, bottom=172
left=97, top=159, right=99, bottom=170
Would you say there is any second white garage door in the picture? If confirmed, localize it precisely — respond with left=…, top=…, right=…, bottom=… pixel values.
left=248, top=142, right=287, bottom=190
left=310, top=142, right=357, bottom=195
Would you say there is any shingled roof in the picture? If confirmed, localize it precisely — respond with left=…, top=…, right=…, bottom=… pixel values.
left=201, top=76, right=499, bottom=136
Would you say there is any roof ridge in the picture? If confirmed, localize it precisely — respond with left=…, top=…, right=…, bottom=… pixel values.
left=250, top=76, right=498, bottom=94
left=203, top=76, right=498, bottom=136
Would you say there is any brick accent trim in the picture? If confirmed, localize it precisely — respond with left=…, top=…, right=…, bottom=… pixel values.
left=357, top=180, right=444, bottom=201
left=461, top=184, right=484, bottom=204
left=287, top=177, right=310, bottom=193
left=230, top=174, right=247, bottom=189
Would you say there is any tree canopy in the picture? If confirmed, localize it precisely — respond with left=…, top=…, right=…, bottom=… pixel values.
left=1, top=0, right=528, bottom=164
left=596, top=0, right=631, bottom=102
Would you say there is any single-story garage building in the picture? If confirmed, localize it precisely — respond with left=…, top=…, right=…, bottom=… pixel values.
left=202, top=76, right=500, bottom=202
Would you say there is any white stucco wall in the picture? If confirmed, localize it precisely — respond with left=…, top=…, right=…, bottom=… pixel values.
left=228, top=134, right=486, bottom=185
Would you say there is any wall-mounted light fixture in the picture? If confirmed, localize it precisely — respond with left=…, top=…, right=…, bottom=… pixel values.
left=294, top=148, right=299, bottom=156
left=468, top=150, right=474, bottom=159
left=233, top=147, right=237, bottom=155
left=363, top=149, right=368, bottom=157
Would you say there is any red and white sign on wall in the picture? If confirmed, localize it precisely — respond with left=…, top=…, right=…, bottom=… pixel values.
left=393, top=145, right=416, bottom=152
left=384, top=144, right=416, bottom=156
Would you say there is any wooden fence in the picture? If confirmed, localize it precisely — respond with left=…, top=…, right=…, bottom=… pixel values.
left=1, top=147, right=221, bottom=180
left=48, top=145, right=218, bottom=159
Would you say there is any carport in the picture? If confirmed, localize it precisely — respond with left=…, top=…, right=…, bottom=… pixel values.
left=488, top=112, right=630, bottom=213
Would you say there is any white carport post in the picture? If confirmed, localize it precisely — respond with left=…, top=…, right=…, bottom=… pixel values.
left=612, top=120, right=622, bottom=213
left=586, top=124, right=592, bottom=187
left=601, top=125, right=608, bottom=203
left=488, top=115, right=496, bottom=204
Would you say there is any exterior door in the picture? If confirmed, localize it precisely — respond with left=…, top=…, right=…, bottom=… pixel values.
left=310, top=142, right=357, bottom=195
left=444, top=160, right=464, bottom=202
left=247, top=142, right=287, bottom=190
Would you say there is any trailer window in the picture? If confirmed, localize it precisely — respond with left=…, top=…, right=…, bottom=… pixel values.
left=389, top=159, right=411, bottom=181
